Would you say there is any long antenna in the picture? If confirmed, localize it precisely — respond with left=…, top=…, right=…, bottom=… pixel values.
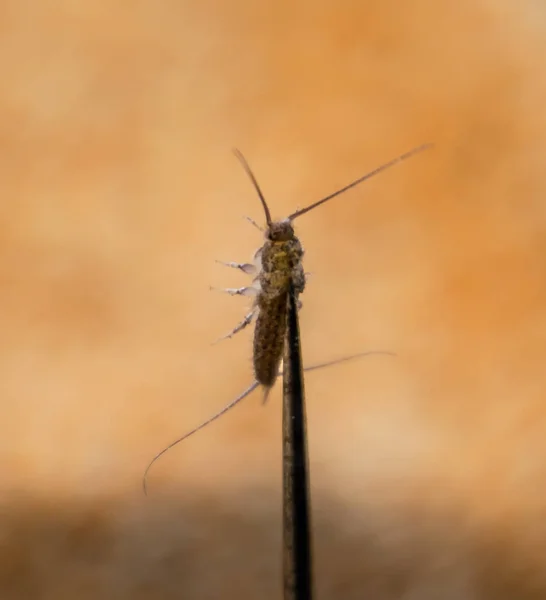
left=233, top=148, right=272, bottom=226
left=288, top=143, right=432, bottom=221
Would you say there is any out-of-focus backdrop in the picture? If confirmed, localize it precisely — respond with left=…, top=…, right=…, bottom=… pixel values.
left=2, top=1, right=546, bottom=598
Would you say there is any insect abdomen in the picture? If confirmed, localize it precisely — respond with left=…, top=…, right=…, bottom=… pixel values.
left=253, top=292, right=288, bottom=388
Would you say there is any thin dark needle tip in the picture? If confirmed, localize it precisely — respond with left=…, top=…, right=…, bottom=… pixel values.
left=283, top=283, right=313, bottom=598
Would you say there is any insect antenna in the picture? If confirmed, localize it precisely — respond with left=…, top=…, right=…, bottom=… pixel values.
left=288, top=142, right=432, bottom=221
left=233, top=148, right=272, bottom=226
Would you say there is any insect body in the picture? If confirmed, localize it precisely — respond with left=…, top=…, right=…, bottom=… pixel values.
left=254, top=220, right=305, bottom=393
left=142, top=142, right=431, bottom=493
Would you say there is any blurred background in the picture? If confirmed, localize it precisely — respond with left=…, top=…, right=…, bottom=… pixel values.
left=1, top=1, right=546, bottom=598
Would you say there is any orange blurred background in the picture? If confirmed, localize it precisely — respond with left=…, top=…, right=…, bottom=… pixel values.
left=1, top=1, right=546, bottom=598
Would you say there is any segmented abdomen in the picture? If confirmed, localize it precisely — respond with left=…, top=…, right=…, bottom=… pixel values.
left=253, top=292, right=288, bottom=388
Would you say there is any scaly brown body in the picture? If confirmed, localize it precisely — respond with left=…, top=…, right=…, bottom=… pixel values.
left=253, top=220, right=305, bottom=387
left=253, top=291, right=287, bottom=387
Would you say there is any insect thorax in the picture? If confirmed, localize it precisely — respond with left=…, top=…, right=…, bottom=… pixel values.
left=259, top=220, right=305, bottom=301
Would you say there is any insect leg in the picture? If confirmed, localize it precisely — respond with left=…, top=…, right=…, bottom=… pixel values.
left=292, top=263, right=306, bottom=295
left=212, top=308, right=257, bottom=345
left=215, top=259, right=257, bottom=275
left=244, top=215, right=264, bottom=232
left=210, top=285, right=259, bottom=297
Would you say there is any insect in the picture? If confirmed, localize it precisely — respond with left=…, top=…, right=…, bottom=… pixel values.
left=142, top=143, right=431, bottom=493
left=215, top=144, right=430, bottom=395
